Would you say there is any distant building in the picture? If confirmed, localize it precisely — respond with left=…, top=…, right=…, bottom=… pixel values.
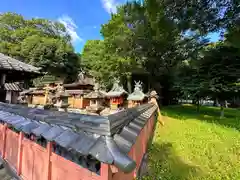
left=4, top=82, right=23, bottom=104
left=0, top=53, right=41, bottom=102
left=106, top=79, right=128, bottom=110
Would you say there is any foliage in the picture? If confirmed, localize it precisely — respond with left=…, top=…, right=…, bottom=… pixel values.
left=199, top=45, right=240, bottom=101
left=81, top=40, right=119, bottom=88
left=0, top=12, right=80, bottom=80
left=83, top=0, right=233, bottom=103
left=142, top=105, right=240, bottom=180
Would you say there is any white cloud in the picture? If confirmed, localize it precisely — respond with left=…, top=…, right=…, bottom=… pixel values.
left=58, top=15, right=83, bottom=43
left=93, top=26, right=97, bottom=29
left=101, top=0, right=118, bottom=14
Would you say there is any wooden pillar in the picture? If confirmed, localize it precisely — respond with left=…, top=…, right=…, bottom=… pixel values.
left=17, top=132, right=24, bottom=175
left=100, top=163, right=112, bottom=180
left=2, top=123, right=7, bottom=158
left=44, top=86, right=49, bottom=105
left=80, top=96, right=83, bottom=109
left=0, top=74, right=6, bottom=86
left=46, top=142, right=52, bottom=180
left=73, top=95, right=75, bottom=108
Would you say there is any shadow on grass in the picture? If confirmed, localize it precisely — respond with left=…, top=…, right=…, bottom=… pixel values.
left=142, top=142, right=202, bottom=180
left=161, top=105, right=240, bottom=131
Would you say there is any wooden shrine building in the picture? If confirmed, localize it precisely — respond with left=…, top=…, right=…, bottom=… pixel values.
left=106, top=79, right=128, bottom=110
left=0, top=53, right=41, bottom=102
left=64, top=72, right=94, bottom=109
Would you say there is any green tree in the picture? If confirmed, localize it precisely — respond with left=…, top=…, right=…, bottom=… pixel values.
left=0, top=12, right=80, bottom=80
left=199, top=44, right=240, bottom=117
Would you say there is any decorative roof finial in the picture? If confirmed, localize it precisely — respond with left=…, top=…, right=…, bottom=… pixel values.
left=134, top=81, right=143, bottom=92
left=127, top=81, right=146, bottom=101
left=93, top=82, right=100, bottom=92
left=78, top=69, right=85, bottom=80
left=106, top=78, right=127, bottom=97
left=111, top=78, right=120, bottom=91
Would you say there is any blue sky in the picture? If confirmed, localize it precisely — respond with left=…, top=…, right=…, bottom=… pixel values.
left=0, top=0, right=220, bottom=53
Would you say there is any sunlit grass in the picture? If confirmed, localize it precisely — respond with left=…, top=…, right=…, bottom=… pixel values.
left=142, top=105, right=240, bottom=180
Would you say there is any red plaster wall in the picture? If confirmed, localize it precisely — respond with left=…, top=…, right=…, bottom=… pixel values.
left=0, top=124, right=4, bottom=155
left=112, top=114, right=156, bottom=180
left=4, top=129, right=19, bottom=170
left=50, top=153, right=101, bottom=180
left=21, top=138, right=48, bottom=180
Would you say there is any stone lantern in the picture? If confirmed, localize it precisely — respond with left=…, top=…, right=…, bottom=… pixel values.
left=106, top=79, right=127, bottom=110
left=54, top=84, right=69, bottom=112
left=127, top=81, right=147, bottom=108
left=84, top=83, right=106, bottom=114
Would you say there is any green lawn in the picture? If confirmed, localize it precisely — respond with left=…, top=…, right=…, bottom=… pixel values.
left=143, top=105, right=240, bottom=180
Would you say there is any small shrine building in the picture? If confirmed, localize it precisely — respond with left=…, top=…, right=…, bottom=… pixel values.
left=106, top=79, right=128, bottom=110
left=127, top=81, right=147, bottom=108
left=84, top=83, right=106, bottom=114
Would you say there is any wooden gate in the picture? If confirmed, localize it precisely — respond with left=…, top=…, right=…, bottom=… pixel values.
left=21, top=138, right=48, bottom=180
left=5, top=129, right=19, bottom=170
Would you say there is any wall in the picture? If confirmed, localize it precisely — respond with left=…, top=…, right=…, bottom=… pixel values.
left=68, top=96, right=90, bottom=109
left=112, top=112, right=157, bottom=180
left=5, top=91, right=11, bottom=103
left=0, top=124, right=105, bottom=180
left=0, top=106, right=157, bottom=180
left=32, top=95, right=45, bottom=105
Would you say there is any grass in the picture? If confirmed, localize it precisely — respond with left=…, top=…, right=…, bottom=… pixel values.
left=142, top=105, right=240, bottom=180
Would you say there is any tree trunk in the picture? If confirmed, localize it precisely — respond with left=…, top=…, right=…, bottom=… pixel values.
left=214, top=98, right=219, bottom=107
left=127, top=75, right=132, bottom=93
left=225, top=100, right=228, bottom=108
left=220, top=103, right=224, bottom=119
left=196, top=99, right=200, bottom=112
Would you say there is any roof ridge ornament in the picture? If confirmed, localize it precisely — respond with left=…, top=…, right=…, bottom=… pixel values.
left=127, top=81, right=146, bottom=101
left=93, top=82, right=100, bottom=92
left=134, top=81, right=143, bottom=92
left=78, top=69, right=86, bottom=80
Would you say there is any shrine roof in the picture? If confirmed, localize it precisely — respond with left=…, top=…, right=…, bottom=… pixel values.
left=4, top=83, right=22, bottom=92
left=106, top=80, right=128, bottom=97
left=0, top=102, right=157, bottom=173
left=84, top=91, right=106, bottom=99
left=127, top=82, right=146, bottom=101
left=65, top=89, right=92, bottom=95
left=0, top=53, right=40, bottom=74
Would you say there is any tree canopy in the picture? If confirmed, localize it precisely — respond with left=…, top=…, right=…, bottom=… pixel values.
left=1, top=0, right=240, bottom=108
left=0, top=12, right=80, bottom=81
left=81, top=0, right=240, bottom=106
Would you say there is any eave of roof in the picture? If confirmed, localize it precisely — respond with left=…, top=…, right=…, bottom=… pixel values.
left=0, top=53, right=40, bottom=74
left=127, top=91, right=146, bottom=101
left=0, top=102, right=157, bottom=173
left=84, top=91, right=106, bottom=99
left=106, top=91, right=127, bottom=98
left=65, top=90, right=92, bottom=95
left=4, top=83, right=22, bottom=91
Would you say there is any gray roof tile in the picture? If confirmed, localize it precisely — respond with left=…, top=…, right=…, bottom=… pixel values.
left=0, top=102, right=157, bottom=173
left=0, top=53, right=40, bottom=73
